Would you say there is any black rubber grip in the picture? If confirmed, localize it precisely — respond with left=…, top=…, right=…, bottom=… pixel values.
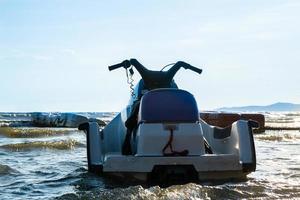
left=188, top=65, right=202, bottom=74
left=108, top=63, right=123, bottom=71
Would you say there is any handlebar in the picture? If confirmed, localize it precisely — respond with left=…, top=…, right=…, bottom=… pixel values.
left=108, top=59, right=202, bottom=89
left=108, top=63, right=123, bottom=71
left=187, top=65, right=202, bottom=75
left=108, top=60, right=131, bottom=71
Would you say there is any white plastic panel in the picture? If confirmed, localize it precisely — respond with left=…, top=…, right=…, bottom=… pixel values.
left=102, top=112, right=126, bottom=153
left=103, top=154, right=242, bottom=172
left=235, top=120, right=254, bottom=164
left=200, top=119, right=239, bottom=155
left=88, top=122, right=103, bottom=165
left=136, top=123, right=205, bottom=156
left=200, top=119, right=255, bottom=165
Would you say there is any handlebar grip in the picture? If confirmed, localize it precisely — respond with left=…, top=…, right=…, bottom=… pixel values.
left=188, top=65, right=202, bottom=74
left=108, top=60, right=131, bottom=71
left=108, top=63, right=124, bottom=71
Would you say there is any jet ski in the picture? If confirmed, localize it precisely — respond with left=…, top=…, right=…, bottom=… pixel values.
left=79, top=59, right=257, bottom=184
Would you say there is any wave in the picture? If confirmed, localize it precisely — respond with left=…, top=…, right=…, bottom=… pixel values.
left=0, top=164, right=19, bottom=175
left=0, top=112, right=112, bottom=129
left=285, top=112, right=300, bottom=117
left=55, top=184, right=212, bottom=200
left=0, top=127, right=78, bottom=138
left=55, top=181, right=299, bottom=200
left=255, top=132, right=300, bottom=141
left=0, top=139, right=85, bottom=151
left=266, top=119, right=295, bottom=123
left=264, top=126, right=300, bottom=131
left=0, top=122, right=10, bottom=127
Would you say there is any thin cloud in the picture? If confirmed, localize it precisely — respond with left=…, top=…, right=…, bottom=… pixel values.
left=61, top=48, right=76, bottom=55
left=32, top=55, right=52, bottom=61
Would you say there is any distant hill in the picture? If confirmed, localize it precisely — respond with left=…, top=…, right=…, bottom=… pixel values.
left=217, top=102, right=300, bottom=112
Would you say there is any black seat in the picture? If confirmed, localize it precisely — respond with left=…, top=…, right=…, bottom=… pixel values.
left=138, top=89, right=199, bottom=123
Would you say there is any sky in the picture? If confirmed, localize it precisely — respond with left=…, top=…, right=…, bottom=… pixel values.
left=0, top=0, right=299, bottom=112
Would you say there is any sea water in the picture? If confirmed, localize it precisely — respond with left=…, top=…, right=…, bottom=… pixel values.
left=0, top=112, right=299, bottom=199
